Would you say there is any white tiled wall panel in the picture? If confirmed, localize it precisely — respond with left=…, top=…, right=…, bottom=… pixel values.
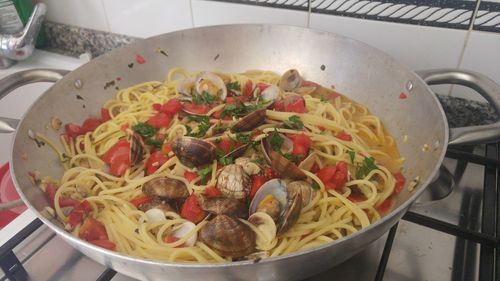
left=461, top=31, right=500, bottom=88
left=192, top=0, right=308, bottom=27
left=41, top=0, right=110, bottom=31
left=102, top=0, right=193, bottom=38
left=310, top=13, right=467, bottom=71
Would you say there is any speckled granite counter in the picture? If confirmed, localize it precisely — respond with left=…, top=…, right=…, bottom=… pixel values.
left=40, top=22, right=499, bottom=128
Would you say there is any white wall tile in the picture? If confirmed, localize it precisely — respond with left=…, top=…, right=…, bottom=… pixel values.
left=102, top=0, right=193, bottom=38
left=310, top=13, right=467, bottom=71
left=461, top=31, right=500, bottom=86
left=192, top=0, right=308, bottom=27
left=41, top=0, right=110, bottom=31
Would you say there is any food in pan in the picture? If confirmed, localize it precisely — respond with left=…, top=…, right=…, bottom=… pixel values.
left=36, top=68, right=406, bottom=262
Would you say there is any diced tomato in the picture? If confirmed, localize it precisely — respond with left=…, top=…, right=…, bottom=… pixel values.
left=316, top=166, right=337, bottom=184
left=147, top=112, right=172, bottom=129
left=250, top=175, right=266, bottom=198
left=184, top=171, right=198, bottom=183
left=283, top=95, right=306, bottom=113
left=180, top=194, right=207, bottom=224
left=102, top=139, right=130, bottom=177
left=101, top=108, right=111, bottom=122
left=81, top=118, right=102, bottom=133
left=135, top=54, right=146, bottom=64
left=211, top=108, right=233, bottom=120
left=205, top=186, right=222, bottom=198
left=216, top=137, right=233, bottom=155
left=263, top=167, right=280, bottom=180
left=152, top=103, right=162, bottom=111
left=225, top=97, right=239, bottom=105
left=89, top=239, right=116, bottom=250
left=336, top=131, right=352, bottom=141
left=348, top=193, right=365, bottom=203
left=79, top=217, right=108, bottom=241
left=162, top=143, right=172, bottom=155
left=59, top=197, right=80, bottom=208
left=130, top=195, right=153, bottom=208
left=242, top=80, right=254, bottom=98
left=164, top=235, right=186, bottom=247
left=120, top=123, right=129, bottom=131
left=301, top=80, right=320, bottom=87
left=145, top=151, right=169, bottom=175
left=394, top=172, right=406, bottom=194
left=67, top=200, right=93, bottom=228
left=331, top=161, right=348, bottom=189
left=376, top=198, right=393, bottom=215
left=162, top=99, right=183, bottom=116
left=256, top=82, right=270, bottom=92
left=45, top=183, right=57, bottom=206
left=310, top=163, right=320, bottom=173
left=290, top=134, right=312, bottom=158
left=64, top=123, right=83, bottom=139
left=182, top=102, right=210, bottom=115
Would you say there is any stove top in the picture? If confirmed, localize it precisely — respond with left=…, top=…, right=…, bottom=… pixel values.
left=0, top=143, right=498, bottom=281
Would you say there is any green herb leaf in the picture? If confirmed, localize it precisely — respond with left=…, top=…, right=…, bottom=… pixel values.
left=356, top=157, right=378, bottom=179
left=283, top=115, right=304, bottom=130
left=347, top=150, right=356, bottom=164
left=219, top=156, right=234, bottom=166
left=226, top=81, right=241, bottom=91
left=197, top=166, right=213, bottom=184
left=145, top=138, right=163, bottom=149
left=269, top=129, right=284, bottom=152
left=192, top=91, right=217, bottom=105
left=186, top=115, right=210, bottom=138
left=283, top=152, right=303, bottom=163
left=311, top=181, right=320, bottom=190
left=320, top=95, right=329, bottom=102
left=132, top=122, right=158, bottom=138
left=235, top=133, right=259, bottom=149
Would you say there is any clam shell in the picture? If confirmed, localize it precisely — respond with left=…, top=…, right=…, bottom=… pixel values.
left=231, top=108, right=266, bottom=133
left=277, top=192, right=302, bottom=234
left=249, top=179, right=287, bottom=215
left=216, top=164, right=251, bottom=199
left=261, top=135, right=307, bottom=180
left=142, top=177, right=189, bottom=200
left=178, top=77, right=196, bottom=96
left=195, top=72, right=227, bottom=101
left=279, top=69, right=302, bottom=91
left=260, top=85, right=280, bottom=102
left=171, top=137, right=216, bottom=168
left=287, top=180, right=313, bottom=207
left=199, top=215, right=256, bottom=258
left=139, top=200, right=175, bottom=213
left=199, top=196, right=248, bottom=218
left=130, top=133, right=145, bottom=166
left=248, top=212, right=277, bottom=251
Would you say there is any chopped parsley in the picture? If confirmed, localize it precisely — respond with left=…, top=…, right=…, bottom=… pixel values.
left=347, top=150, right=356, bottom=164
left=220, top=101, right=266, bottom=119
left=186, top=115, right=210, bottom=138
left=192, top=91, right=217, bottom=105
left=283, top=115, right=304, bottom=130
left=145, top=138, right=163, bottom=149
left=311, top=181, right=320, bottom=190
left=132, top=122, right=157, bottom=138
left=283, top=152, right=303, bottom=163
left=197, top=166, right=213, bottom=184
left=356, top=157, right=378, bottom=179
left=219, top=156, right=234, bottom=166
left=226, top=81, right=241, bottom=91
left=269, top=129, right=284, bottom=152
left=236, top=132, right=259, bottom=149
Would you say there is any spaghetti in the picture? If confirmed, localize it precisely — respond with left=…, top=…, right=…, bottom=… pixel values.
left=38, top=68, right=405, bottom=263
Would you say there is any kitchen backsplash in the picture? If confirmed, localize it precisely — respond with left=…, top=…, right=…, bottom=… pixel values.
left=37, top=0, right=499, bottom=102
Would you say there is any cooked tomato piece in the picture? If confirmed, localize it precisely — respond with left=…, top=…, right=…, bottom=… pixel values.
left=376, top=198, right=393, bottom=215
left=102, top=139, right=130, bottom=177
left=152, top=103, right=162, bottom=111
left=64, top=123, right=83, bottom=139
left=184, top=171, right=198, bottom=183
left=316, top=166, right=337, bottom=184
left=81, top=118, right=102, bottom=132
left=100, top=108, right=111, bottom=122
left=59, top=197, right=80, bottom=208
left=89, top=239, right=116, bottom=250
left=283, top=96, right=306, bottom=113
left=45, top=183, right=57, bottom=206
left=182, top=103, right=210, bottom=115
left=256, top=82, right=270, bottom=92
left=242, top=80, right=254, bottom=98
left=250, top=175, right=266, bottom=198
left=205, top=186, right=222, bottom=198
left=147, top=112, right=172, bottom=128
left=161, top=143, right=172, bottom=155
left=163, top=235, right=186, bottom=248
left=130, top=195, right=153, bottom=208
left=79, top=217, right=108, bottom=241
left=263, top=167, right=280, bottom=180
left=180, top=194, right=207, bottom=224
left=331, top=161, right=348, bottom=189
left=301, top=80, right=319, bottom=87
left=394, top=172, right=406, bottom=194
left=290, top=134, right=312, bottom=158
left=216, top=137, right=233, bottom=155
left=162, top=99, right=183, bottom=116
left=145, top=151, right=169, bottom=175
left=335, top=131, right=352, bottom=141
left=67, top=200, right=92, bottom=228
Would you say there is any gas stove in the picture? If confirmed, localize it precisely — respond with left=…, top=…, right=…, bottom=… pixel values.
left=0, top=52, right=498, bottom=281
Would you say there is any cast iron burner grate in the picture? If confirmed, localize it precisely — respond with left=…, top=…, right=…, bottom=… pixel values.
left=1, top=143, right=499, bottom=281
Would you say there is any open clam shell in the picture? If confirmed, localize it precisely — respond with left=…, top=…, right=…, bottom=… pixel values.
left=130, top=133, right=145, bottom=166
left=231, top=108, right=267, bottom=133
left=171, top=137, right=217, bottom=168
left=261, top=134, right=307, bottom=180
left=199, top=196, right=248, bottom=218
left=279, top=69, right=302, bottom=92
left=195, top=72, right=227, bottom=101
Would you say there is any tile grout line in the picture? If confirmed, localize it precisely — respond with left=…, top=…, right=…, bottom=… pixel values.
left=448, top=0, right=482, bottom=96
left=189, top=0, right=195, bottom=28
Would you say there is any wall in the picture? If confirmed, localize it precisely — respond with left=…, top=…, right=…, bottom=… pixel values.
left=39, top=0, right=500, bottom=102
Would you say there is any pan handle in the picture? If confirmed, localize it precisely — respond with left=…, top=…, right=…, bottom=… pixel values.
left=417, top=69, right=500, bottom=146
left=0, top=68, right=69, bottom=133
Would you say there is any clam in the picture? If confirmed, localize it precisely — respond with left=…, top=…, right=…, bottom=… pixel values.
left=279, top=69, right=302, bottom=91
left=234, top=157, right=261, bottom=175
left=199, top=196, right=248, bottom=218
left=139, top=199, right=175, bottom=213
left=195, top=72, right=227, bottom=101
left=199, top=214, right=256, bottom=258
left=143, top=177, right=189, bottom=200
left=260, top=85, right=280, bottom=103
left=248, top=212, right=277, bottom=250
left=144, top=208, right=167, bottom=223
left=294, top=86, right=317, bottom=96
left=231, top=108, right=267, bottom=133
left=249, top=179, right=303, bottom=234
left=216, top=164, right=252, bottom=199
left=261, top=134, right=307, bottom=180
left=298, top=153, right=317, bottom=171
left=171, top=137, right=216, bottom=168
left=287, top=180, right=313, bottom=207
left=171, top=221, right=197, bottom=247
left=178, top=77, right=196, bottom=96
left=131, top=133, right=145, bottom=166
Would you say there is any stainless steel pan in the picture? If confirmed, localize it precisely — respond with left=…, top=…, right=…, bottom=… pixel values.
left=2, top=25, right=500, bottom=281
